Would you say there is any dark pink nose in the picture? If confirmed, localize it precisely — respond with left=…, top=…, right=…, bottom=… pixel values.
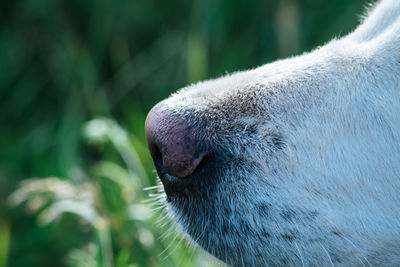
left=145, top=103, right=209, bottom=178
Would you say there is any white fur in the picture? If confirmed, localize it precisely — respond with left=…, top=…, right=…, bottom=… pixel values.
left=151, top=1, right=400, bottom=266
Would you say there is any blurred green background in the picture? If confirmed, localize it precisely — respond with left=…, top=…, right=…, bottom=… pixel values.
left=0, top=0, right=366, bottom=266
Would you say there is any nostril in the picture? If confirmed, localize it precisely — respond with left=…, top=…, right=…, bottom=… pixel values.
left=163, top=148, right=209, bottom=178
left=145, top=103, right=209, bottom=179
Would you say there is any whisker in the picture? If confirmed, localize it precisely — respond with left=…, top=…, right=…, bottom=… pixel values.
left=341, top=236, right=371, bottom=267
left=319, top=243, right=334, bottom=267
left=294, top=241, right=305, bottom=267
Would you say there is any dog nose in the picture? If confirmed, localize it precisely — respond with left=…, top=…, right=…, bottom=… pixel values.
left=145, top=103, right=209, bottom=178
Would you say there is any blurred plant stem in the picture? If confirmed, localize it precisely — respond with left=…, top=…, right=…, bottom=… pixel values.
left=7, top=118, right=164, bottom=267
left=84, top=118, right=149, bottom=187
left=0, top=220, right=10, bottom=267
left=94, top=219, right=113, bottom=267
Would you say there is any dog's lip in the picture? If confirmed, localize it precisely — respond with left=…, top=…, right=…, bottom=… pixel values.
left=155, top=159, right=196, bottom=195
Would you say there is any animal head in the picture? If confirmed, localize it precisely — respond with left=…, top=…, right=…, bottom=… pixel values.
left=145, top=1, right=400, bottom=265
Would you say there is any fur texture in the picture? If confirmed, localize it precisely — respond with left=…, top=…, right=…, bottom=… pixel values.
left=148, top=0, right=400, bottom=266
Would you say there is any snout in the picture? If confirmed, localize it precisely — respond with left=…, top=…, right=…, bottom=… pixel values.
left=145, top=102, right=209, bottom=193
